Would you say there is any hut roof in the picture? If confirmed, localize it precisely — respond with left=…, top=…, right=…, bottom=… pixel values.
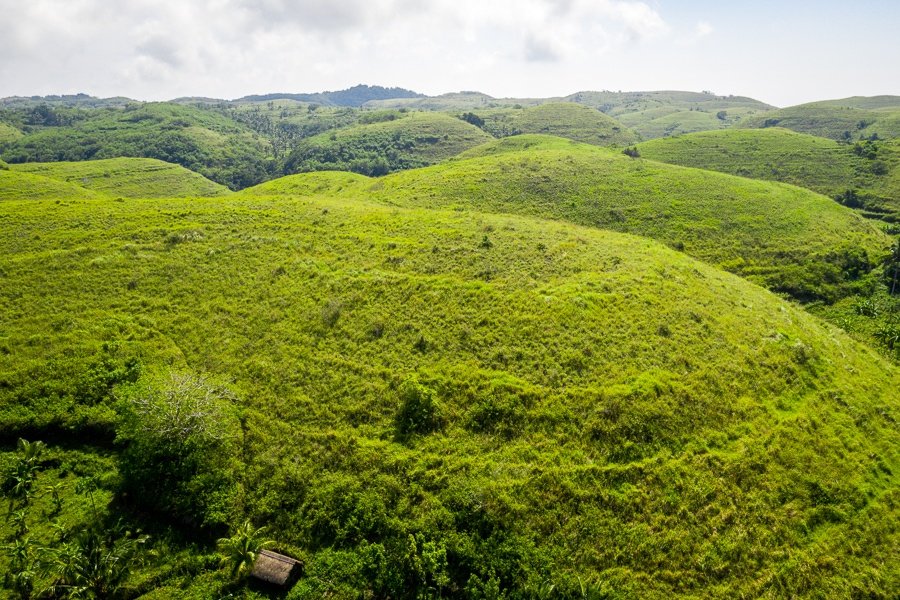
left=251, top=549, right=302, bottom=586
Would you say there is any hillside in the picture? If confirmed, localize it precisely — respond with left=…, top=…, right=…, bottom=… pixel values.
left=256, top=135, right=890, bottom=302
left=0, top=186, right=897, bottom=598
left=567, top=90, right=775, bottom=139
left=0, top=122, right=23, bottom=146
left=637, top=128, right=900, bottom=221
left=462, top=103, right=639, bottom=146
left=10, top=157, right=230, bottom=198
left=0, top=169, right=103, bottom=201
left=0, top=102, right=272, bottom=189
left=284, top=111, right=493, bottom=176
left=742, top=99, right=900, bottom=141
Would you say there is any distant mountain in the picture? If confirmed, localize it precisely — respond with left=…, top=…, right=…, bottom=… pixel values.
left=237, top=84, right=425, bottom=107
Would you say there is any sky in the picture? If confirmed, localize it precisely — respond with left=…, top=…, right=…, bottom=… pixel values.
left=2, top=0, right=899, bottom=107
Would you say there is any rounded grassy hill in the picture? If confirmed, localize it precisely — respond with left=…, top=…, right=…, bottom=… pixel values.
left=250, top=135, right=890, bottom=302
left=0, top=188, right=897, bottom=598
left=284, top=111, right=493, bottom=176
left=10, top=157, right=230, bottom=198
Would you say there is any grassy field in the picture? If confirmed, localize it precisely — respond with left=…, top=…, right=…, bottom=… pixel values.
left=252, top=135, right=890, bottom=303
left=463, top=103, right=639, bottom=146
left=637, top=128, right=900, bottom=222
left=0, top=183, right=897, bottom=598
left=10, top=158, right=230, bottom=198
left=284, top=111, right=493, bottom=176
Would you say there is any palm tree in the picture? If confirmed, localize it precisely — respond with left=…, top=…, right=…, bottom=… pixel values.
left=217, top=521, right=273, bottom=579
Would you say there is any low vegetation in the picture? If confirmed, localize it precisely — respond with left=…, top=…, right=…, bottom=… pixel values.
left=10, top=158, right=230, bottom=198
left=1, top=183, right=897, bottom=598
left=284, top=111, right=492, bottom=176
left=253, top=135, right=890, bottom=303
left=637, top=128, right=900, bottom=222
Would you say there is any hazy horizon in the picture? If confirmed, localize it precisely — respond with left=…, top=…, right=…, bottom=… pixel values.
left=3, top=0, right=899, bottom=108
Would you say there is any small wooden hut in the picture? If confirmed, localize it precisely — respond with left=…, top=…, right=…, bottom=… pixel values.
left=250, top=549, right=302, bottom=587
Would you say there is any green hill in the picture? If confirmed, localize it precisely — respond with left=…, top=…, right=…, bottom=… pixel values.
left=0, top=186, right=897, bottom=598
left=256, top=135, right=890, bottom=302
left=742, top=100, right=900, bottom=141
left=0, top=122, right=23, bottom=146
left=566, top=90, right=775, bottom=139
left=463, top=103, right=639, bottom=146
left=284, top=111, right=493, bottom=176
left=0, top=169, right=102, bottom=201
left=10, top=157, right=230, bottom=198
left=637, top=128, right=900, bottom=221
left=0, top=103, right=272, bottom=189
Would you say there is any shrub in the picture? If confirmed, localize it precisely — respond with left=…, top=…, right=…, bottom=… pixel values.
left=116, top=372, right=242, bottom=528
left=394, top=378, right=444, bottom=437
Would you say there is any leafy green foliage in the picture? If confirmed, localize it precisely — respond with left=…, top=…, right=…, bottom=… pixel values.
left=284, top=111, right=492, bottom=176
left=116, top=372, right=242, bottom=528
left=216, top=521, right=273, bottom=578
left=465, top=103, right=639, bottom=146
left=0, top=103, right=272, bottom=189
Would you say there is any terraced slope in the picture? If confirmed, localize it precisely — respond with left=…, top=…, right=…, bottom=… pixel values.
left=250, top=135, right=890, bottom=302
left=0, top=169, right=103, bottom=201
left=10, top=158, right=230, bottom=198
left=637, top=128, right=900, bottom=221
left=284, top=111, right=493, bottom=175
left=1, top=189, right=897, bottom=598
left=466, top=102, right=639, bottom=146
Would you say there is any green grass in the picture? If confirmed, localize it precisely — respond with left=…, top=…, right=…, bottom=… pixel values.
left=253, top=135, right=890, bottom=302
left=0, top=185, right=897, bottom=598
left=9, top=157, right=230, bottom=198
left=465, top=103, right=639, bottom=146
left=566, top=91, right=774, bottom=139
left=0, top=169, right=103, bottom=201
left=637, top=128, right=900, bottom=222
left=742, top=101, right=900, bottom=141
left=0, top=122, right=23, bottom=146
left=284, top=111, right=493, bottom=176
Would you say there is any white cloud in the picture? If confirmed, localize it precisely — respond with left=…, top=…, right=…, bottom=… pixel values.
left=0, top=0, right=671, bottom=99
left=695, top=21, right=714, bottom=38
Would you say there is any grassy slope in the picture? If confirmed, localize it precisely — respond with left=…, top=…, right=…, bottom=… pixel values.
left=470, top=103, right=639, bottom=146
left=10, top=158, right=230, bottom=198
left=567, top=91, right=774, bottom=139
left=0, top=169, right=103, bottom=201
left=0, top=122, right=23, bottom=146
left=284, top=111, right=493, bottom=175
left=742, top=102, right=900, bottom=141
left=636, top=128, right=900, bottom=221
left=253, top=135, right=890, bottom=302
left=0, top=189, right=897, bottom=598
left=0, top=103, right=272, bottom=189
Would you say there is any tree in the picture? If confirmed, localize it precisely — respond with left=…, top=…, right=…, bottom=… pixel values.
left=116, top=372, right=241, bottom=527
left=43, top=524, right=148, bottom=599
left=217, top=521, right=273, bottom=579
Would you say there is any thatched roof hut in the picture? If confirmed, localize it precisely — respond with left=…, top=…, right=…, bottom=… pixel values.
left=251, top=550, right=302, bottom=587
